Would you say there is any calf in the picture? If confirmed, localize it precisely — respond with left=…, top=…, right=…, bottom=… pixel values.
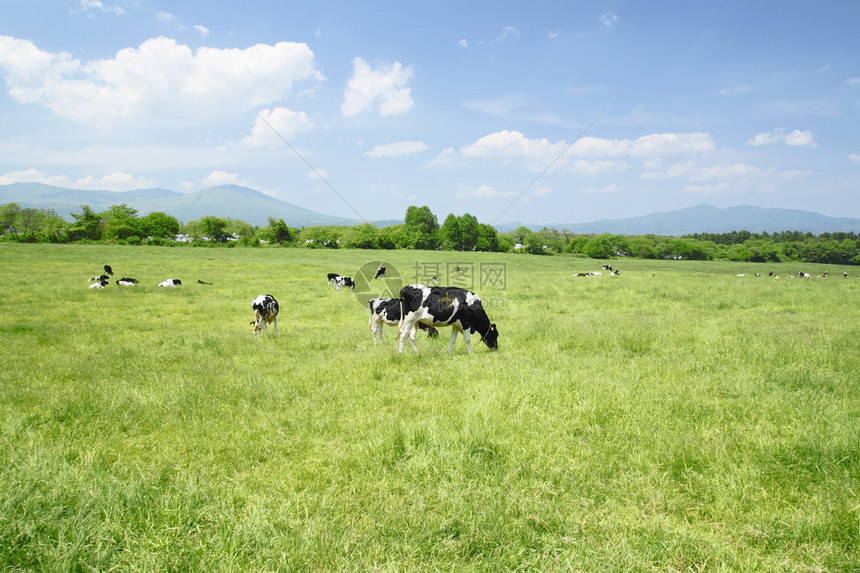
left=368, top=297, right=438, bottom=344
left=159, top=278, right=182, bottom=287
left=251, top=294, right=279, bottom=336
left=397, top=284, right=498, bottom=354
left=374, top=266, right=386, bottom=279
left=117, top=277, right=139, bottom=286
left=104, top=264, right=113, bottom=276
left=334, top=276, right=355, bottom=291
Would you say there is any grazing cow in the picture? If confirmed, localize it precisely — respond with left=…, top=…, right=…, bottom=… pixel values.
left=104, top=265, right=113, bottom=276
left=117, top=277, right=139, bottom=286
left=159, top=278, right=182, bottom=287
left=327, top=273, right=339, bottom=285
left=334, top=276, right=355, bottom=291
left=397, top=284, right=498, bottom=354
left=89, top=278, right=109, bottom=288
left=374, top=266, right=386, bottom=279
left=251, top=294, right=279, bottom=336
left=602, top=264, right=613, bottom=271
left=368, top=297, right=438, bottom=344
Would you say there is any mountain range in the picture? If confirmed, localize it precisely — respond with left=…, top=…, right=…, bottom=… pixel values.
left=2, top=182, right=859, bottom=235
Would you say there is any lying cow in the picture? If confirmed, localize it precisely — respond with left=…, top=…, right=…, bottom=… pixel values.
left=397, top=284, right=498, bottom=354
left=368, top=297, right=438, bottom=344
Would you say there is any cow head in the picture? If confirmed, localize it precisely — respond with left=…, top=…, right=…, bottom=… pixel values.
left=483, top=323, right=499, bottom=350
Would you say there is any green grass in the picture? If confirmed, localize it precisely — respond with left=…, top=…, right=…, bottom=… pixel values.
left=1, top=243, right=858, bottom=571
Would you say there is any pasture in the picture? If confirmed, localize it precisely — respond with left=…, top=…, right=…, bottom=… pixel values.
left=1, top=243, right=857, bottom=571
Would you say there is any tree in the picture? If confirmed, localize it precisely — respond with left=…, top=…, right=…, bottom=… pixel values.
left=475, top=223, right=499, bottom=251
left=198, top=216, right=229, bottom=242
left=140, top=212, right=180, bottom=239
left=69, top=205, right=103, bottom=241
left=102, top=204, right=144, bottom=242
left=264, top=217, right=293, bottom=245
left=341, top=223, right=379, bottom=249
left=0, top=203, right=21, bottom=235
left=404, top=205, right=439, bottom=249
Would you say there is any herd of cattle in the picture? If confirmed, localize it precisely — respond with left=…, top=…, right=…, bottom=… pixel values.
left=254, top=267, right=499, bottom=353
left=89, top=264, right=185, bottom=288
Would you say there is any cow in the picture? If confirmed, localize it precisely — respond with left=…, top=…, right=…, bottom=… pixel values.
left=89, top=278, right=109, bottom=288
left=374, top=266, right=386, bottom=279
left=397, top=284, right=498, bottom=354
left=90, top=274, right=110, bottom=282
left=104, top=265, right=113, bottom=276
left=159, top=278, right=182, bottom=287
left=327, top=273, right=339, bottom=285
left=368, top=297, right=438, bottom=344
left=334, top=276, right=355, bottom=291
left=251, top=294, right=279, bottom=336
left=117, top=277, right=139, bottom=286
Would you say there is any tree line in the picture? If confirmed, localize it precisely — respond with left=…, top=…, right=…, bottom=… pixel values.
left=2, top=202, right=858, bottom=265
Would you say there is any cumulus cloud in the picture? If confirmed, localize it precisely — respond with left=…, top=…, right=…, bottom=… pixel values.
left=194, top=25, right=210, bottom=37
left=0, top=35, right=324, bottom=127
left=600, top=12, right=618, bottom=28
left=459, top=130, right=714, bottom=168
left=201, top=170, right=240, bottom=186
left=241, top=107, right=316, bottom=146
left=79, top=0, right=124, bottom=15
left=341, top=57, right=413, bottom=117
left=747, top=128, right=815, bottom=146
left=364, top=140, right=429, bottom=158
left=0, top=168, right=153, bottom=190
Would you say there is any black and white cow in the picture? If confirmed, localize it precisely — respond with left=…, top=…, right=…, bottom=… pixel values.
left=334, top=276, right=355, bottom=291
left=251, top=294, right=279, bottom=336
left=397, top=284, right=498, bottom=354
left=117, top=277, right=139, bottom=286
left=159, top=278, right=182, bottom=287
left=327, top=273, right=339, bottom=285
left=374, top=266, right=386, bottom=279
left=368, top=297, right=438, bottom=344
left=104, top=264, right=113, bottom=276
left=90, top=274, right=110, bottom=282
left=89, top=278, right=109, bottom=288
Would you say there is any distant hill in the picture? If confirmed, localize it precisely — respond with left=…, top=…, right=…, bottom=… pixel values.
left=0, top=182, right=359, bottom=227
left=3, top=183, right=859, bottom=234
left=499, top=204, right=860, bottom=235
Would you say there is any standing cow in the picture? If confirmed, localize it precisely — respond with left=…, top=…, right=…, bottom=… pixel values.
left=368, top=297, right=438, bottom=344
left=252, top=294, right=279, bottom=336
left=397, top=284, right=498, bottom=354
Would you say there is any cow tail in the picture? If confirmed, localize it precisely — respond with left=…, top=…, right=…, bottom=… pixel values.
left=397, top=299, right=405, bottom=339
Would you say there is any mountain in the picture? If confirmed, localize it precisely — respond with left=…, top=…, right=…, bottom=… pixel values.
left=495, top=205, right=860, bottom=235
left=3, top=183, right=859, bottom=234
left=0, top=182, right=358, bottom=227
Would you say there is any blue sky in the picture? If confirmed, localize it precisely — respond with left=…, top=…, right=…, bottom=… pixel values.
left=1, top=1, right=858, bottom=226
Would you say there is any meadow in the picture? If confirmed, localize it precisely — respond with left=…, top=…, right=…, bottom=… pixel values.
left=0, top=243, right=857, bottom=571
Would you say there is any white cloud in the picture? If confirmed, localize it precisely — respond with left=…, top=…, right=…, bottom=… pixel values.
left=600, top=13, right=618, bottom=28
left=80, top=0, right=124, bottom=15
left=341, top=57, right=413, bottom=117
left=241, top=107, right=316, bottom=146
left=365, top=140, right=429, bottom=158
left=500, top=26, right=520, bottom=39
left=459, top=130, right=714, bottom=167
left=458, top=39, right=468, bottom=48
left=156, top=12, right=174, bottom=21
left=747, top=128, right=815, bottom=146
left=201, top=170, right=239, bottom=186
left=0, top=35, right=324, bottom=127
left=194, top=25, right=210, bottom=37
left=0, top=168, right=153, bottom=190
left=849, top=153, right=860, bottom=163
left=474, top=184, right=499, bottom=197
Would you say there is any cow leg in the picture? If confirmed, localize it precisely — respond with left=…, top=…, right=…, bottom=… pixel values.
left=398, top=320, right=418, bottom=353
left=447, top=329, right=459, bottom=354
left=273, top=316, right=278, bottom=337
left=462, top=329, right=473, bottom=354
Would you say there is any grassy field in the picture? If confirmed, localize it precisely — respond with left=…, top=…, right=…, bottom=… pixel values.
left=1, top=243, right=858, bottom=571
